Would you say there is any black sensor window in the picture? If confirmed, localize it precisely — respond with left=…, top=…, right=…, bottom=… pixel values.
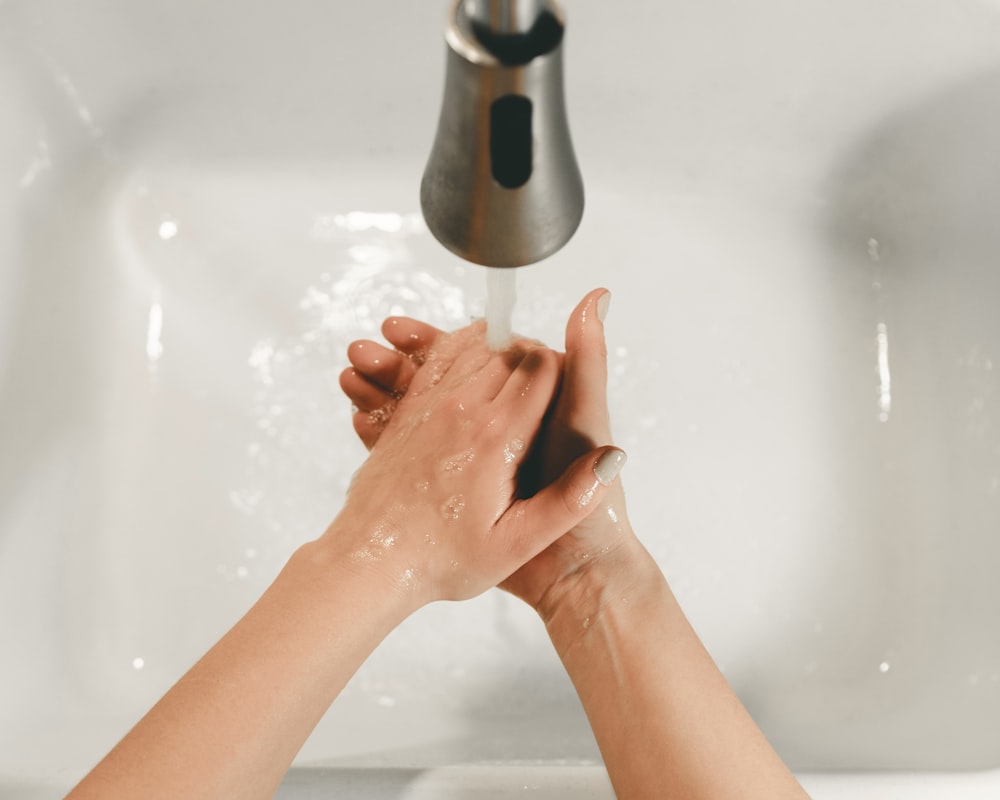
left=490, top=95, right=533, bottom=189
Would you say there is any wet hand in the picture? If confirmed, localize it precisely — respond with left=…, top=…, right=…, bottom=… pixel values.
left=330, top=320, right=622, bottom=607
left=339, top=291, right=632, bottom=613
left=498, top=289, right=636, bottom=614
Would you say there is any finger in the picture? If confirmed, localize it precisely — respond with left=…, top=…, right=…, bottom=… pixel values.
left=492, top=346, right=560, bottom=419
left=500, top=446, right=628, bottom=565
left=562, top=288, right=613, bottom=442
left=454, top=338, right=546, bottom=403
left=352, top=408, right=392, bottom=451
left=382, top=317, right=445, bottom=358
left=347, top=340, right=416, bottom=394
left=339, top=367, right=395, bottom=412
left=407, top=321, right=489, bottom=397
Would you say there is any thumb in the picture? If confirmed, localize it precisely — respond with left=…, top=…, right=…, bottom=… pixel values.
left=562, top=288, right=612, bottom=442
left=502, top=446, right=627, bottom=564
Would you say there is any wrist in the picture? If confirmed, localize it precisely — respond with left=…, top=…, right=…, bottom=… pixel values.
left=539, top=532, right=667, bottom=656
left=297, top=520, right=427, bottom=625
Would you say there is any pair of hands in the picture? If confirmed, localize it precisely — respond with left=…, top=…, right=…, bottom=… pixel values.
left=332, top=288, right=631, bottom=612
left=66, top=288, right=810, bottom=800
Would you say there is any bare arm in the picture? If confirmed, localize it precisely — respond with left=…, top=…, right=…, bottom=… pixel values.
left=66, top=538, right=410, bottom=800
left=67, top=324, right=622, bottom=800
left=535, top=291, right=809, bottom=798
left=540, top=532, right=808, bottom=800
left=536, top=291, right=809, bottom=798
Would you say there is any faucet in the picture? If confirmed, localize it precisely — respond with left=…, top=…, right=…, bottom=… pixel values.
left=421, top=0, right=584, bottom=268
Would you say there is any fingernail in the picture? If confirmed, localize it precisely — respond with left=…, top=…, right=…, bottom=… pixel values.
left=597, top=291, right=611, bottom=323
left=594, top=448, right=627, bottom=486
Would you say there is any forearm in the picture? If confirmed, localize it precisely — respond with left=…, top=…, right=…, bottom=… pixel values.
left=544, top=536, right=808, bottom=800
left=67, top=535, right=414, bottom=800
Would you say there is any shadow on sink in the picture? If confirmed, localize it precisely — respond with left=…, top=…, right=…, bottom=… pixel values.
left=772, top=68, right=1000, bottom=770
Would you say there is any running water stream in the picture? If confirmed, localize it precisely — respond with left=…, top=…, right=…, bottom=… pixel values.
left=484, top=267, right=517, bottom=350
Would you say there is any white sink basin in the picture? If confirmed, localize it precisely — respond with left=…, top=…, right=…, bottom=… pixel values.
left=2, top=1, right=1000, bottom=797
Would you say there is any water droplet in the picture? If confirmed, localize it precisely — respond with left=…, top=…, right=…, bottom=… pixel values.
left=370, top=529, right=396, bottom=549
left=368, top=404, right=394, bottom=428
left=132, top=657, right=145, bottom=671
left=503, top=438, right=526, bottom=464
left=879, top=661, right=891, bottom=674
left=444, top=449, right=475, bottom=473
left=441, top=495, right=465, bottom=520
left=399, top=568, right=415, bottom=589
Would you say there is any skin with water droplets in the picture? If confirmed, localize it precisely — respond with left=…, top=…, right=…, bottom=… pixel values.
left=503, top=438, right=525, bottom=464
left=368, top=403, right=396, bottom=429
left=443, top=449, right=475, bottom=473
left=441, top=495, right=465, bottom=521
left=337, top=317, right=616, bottom=607
left=350, top=520, right=402, bottom=564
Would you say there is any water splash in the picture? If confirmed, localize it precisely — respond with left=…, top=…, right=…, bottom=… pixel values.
left=236, top=211, right=470, bottom=561
left=868, top=235, right=892, bottom=423
left=876, top=322, right=891, bottom=422
left=145, top=286, right=164, bottom=376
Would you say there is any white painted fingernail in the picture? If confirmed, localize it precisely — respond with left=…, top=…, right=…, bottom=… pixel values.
left=597, top=291, right=611, bottom=323
left=594, top=448, right=627, bottom=486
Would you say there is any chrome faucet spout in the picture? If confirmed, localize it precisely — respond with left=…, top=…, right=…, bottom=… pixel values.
left=420, top=0, right=584, bottom=268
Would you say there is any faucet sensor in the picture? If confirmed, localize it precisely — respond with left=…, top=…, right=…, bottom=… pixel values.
left=421, top=0, right=584, bottom=268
